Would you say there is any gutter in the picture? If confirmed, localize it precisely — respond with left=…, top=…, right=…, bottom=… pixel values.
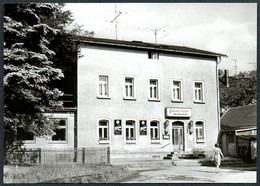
left=216, top=56, right=222, bottom=133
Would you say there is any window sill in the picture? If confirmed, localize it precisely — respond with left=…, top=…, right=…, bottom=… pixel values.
left=196, top=139, right=205, bottom=143
left=98, top=140, right=110, bottom=144
left=151, top=140, right=161, bottom=144
left=49, top=141, right=68, bottom=144
left=171, top=100, right=183, bottom=103
left=123, top=97, right=136, bottom=101
left=194, top=101, right=205, bottom=104
left=148, top=99, right=161, bottom=102
left=126, top=140, right=136, bottom=144
left=97, top=96, right=111, bottom=99
left=23, top=140, right=36, bottom=144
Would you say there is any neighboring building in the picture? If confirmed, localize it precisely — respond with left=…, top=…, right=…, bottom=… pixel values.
left=23, top=36, right=227, bottom=159
left=219, top=104, right=257, bottom=160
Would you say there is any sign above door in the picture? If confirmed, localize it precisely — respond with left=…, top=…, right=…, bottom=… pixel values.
left=165, top=107, right=192, bottom=117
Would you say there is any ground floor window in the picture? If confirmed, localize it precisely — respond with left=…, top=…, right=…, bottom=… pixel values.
left=125, top=120, right=136, bottom=141
left=195, top=121, right=205, bottom=142
left=51, top=119, right=67, bottom=142
left=150, top=121, right=160, bottom=141
left=17, top=127, right=35, bottom=142
left=98, top=120, right=109, bottom=141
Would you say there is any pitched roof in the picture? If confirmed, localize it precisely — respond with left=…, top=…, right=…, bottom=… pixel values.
left=220, top=104, right=257, bottom=131
left=75, top=36, right=227, bottom=58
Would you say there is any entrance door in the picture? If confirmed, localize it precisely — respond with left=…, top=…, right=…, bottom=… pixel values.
left=172, top=122, right=184, bottom=151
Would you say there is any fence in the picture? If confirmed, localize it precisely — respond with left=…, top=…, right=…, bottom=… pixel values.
left=6, top=147, right=110, bottom=165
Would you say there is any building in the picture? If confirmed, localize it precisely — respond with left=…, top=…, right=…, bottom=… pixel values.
left=22, top=37, right=227, bottom=159
left=219, top=104, right=257, bottom=160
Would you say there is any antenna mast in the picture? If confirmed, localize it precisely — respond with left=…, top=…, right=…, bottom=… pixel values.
left=153, top=24, right=169, bottom=44
left=110, top=4, right=122, bottom=40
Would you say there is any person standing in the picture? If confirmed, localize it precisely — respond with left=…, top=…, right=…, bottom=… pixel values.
left=212, top=143, right=224, bottom=173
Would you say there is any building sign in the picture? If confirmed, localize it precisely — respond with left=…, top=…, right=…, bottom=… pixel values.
left=139, top=120, right=147, bottom=135
left=236, top=128, right=257, bottom=136
left=165, top=107, right=191, bottom=117
left=114, top=120, right=122, bottom=135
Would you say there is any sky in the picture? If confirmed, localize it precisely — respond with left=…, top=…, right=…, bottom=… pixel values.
left=64, top=3, right=257, bottom=76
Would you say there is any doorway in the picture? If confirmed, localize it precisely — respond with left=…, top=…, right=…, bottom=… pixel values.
left=172, top=121, right=184, bottom=151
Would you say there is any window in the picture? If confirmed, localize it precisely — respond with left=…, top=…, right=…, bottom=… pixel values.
left=195, top=121, right=205, bottom=142
left=124, top=77, right=135, bottom=99
left=125, top=120, right=136, bottom=142
left=17, top=128, right=35, bottom=142
left=194, top=82, right=204, bottom=102
left=52, top=119, right=67, bottom=142
left=148, top=51, right=159, bottom=60
left=98, top=120, right=109, bottom=142
left=98, top=75, right=109, bottom=98
left=150, top=121, right=160, bottom=141
left=149, top=79, right=159, bottom=100
left=172, top=80, right=182, bottom=101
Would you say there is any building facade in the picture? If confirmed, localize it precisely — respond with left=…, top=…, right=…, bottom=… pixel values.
left=23, top=37, right=226, bottom=158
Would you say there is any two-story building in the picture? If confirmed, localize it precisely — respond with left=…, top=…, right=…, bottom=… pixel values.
left=23, top=36, right=227, bottom=159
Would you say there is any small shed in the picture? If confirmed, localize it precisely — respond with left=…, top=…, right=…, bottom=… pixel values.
left=219, top=104, right=257, bottom=160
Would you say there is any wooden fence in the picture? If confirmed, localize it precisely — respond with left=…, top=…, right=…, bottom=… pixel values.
left=7, top=147, right=110, bottom=165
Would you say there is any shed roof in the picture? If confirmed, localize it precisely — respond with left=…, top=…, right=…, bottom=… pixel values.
left=75, top=36, right=227, bottom=58
left=220, top=104, right=257, bottom=131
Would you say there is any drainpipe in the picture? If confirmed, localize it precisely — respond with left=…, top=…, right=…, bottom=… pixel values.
left=216, top=57, right=222, bottom=137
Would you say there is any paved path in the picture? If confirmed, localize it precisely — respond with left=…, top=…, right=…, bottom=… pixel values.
left=117, top=160, right=256, bottom=183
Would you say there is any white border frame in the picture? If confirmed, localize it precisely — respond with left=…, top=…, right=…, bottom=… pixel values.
left=97, top=73, right=111, bottom=99
left=97, top=118, right=111, bottom=144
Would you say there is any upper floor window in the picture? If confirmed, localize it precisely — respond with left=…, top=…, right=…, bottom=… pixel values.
left=195, top=121, right=205, bottom=143
left=149, top=79, right=159, bottom=100
left=98, top=120, right=109, bottom=143
left=125, top=120, right=136, bottom=142
left=124, top=77, right=135, bottom=99
left=98, top=75, right=109, bottom=98
left=148, top=51, right=159, bottom=60
left=150, top=121, right=160, bottom=141
left=172, top=80, right=182, bottom=101
left=194, top=81, right=204, bottom=102
left=51, top=119, right=67, bottom=142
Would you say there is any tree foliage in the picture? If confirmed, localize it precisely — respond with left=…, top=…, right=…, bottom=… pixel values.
left=220, top=70, right=257, bottom=113
left=4, top=3, right=91, bottom=157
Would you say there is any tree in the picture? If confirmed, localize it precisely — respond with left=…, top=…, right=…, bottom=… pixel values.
left=3, top=3, right=81, bottom=162
left=220, top=70, right=257, bottom=114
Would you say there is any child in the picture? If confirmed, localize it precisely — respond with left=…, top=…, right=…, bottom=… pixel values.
left=212, top=143, right=224, bottom=173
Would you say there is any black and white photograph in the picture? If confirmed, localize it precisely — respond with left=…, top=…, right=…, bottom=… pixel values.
left=2, top=1, right=257, bottom=184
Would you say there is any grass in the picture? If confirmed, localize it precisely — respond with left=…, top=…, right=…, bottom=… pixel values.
left=4, top=164, right=135, bottom=183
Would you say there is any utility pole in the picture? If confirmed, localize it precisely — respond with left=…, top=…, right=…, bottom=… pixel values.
left=231, top=59, right=237, bottom=76
left=110, top=4, right=122, bottom=40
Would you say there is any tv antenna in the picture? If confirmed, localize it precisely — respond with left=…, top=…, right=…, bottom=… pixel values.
left=110, top=4, right=122, bottom=40
left=146, top=24, right=169, bottom=43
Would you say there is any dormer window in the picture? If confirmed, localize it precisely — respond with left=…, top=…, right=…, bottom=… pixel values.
left=148, top=51, right=159, bottom=60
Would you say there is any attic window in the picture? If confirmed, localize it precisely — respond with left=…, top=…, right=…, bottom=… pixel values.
left=148, top=51, right=159, bottom=60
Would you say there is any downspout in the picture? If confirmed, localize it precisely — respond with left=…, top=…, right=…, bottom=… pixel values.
left=216, top=57, right=222, bottom=139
